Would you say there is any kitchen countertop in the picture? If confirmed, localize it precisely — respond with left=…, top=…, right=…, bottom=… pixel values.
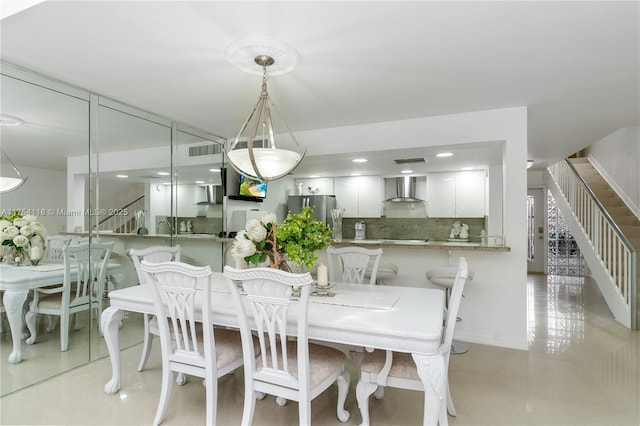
left=331, top=239, right=510, bottom=252
left=62, top=232, right=234, bottom=243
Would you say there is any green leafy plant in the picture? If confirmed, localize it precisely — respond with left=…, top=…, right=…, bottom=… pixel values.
left=275, top=206, right=332, bottom=269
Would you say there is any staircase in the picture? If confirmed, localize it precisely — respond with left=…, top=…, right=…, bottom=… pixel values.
left=569, top=158, right=640, bottom=249
left=554, top=158, right=639, bottom=328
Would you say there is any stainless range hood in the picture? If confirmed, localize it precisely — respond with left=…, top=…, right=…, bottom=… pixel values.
left=196, top=185, right=223, bottom=205
left=385, top=176, right=424, bottom=202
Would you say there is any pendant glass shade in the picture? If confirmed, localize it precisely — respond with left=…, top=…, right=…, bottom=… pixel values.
left=0, top=149, right=28, bottom=193
left=226, top=55, right=305, bottom=181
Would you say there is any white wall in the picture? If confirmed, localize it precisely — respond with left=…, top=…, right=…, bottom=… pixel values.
left=300, top=107, right=529, bottom=350
left=0, top=165, right=67, bottom=234
left=585, top=126, right=640, bottom=218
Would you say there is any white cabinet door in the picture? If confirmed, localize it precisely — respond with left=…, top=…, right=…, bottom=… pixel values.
left=455, top=170, right=486, bottom=217
left=334, top=177, right=359, bottom=217
left=427, top=171, right=486, bottom=218
left=176, top=185, right=196, bottom=217
left=334, top=176, right=382, bottom=218
left=357, top=176, right=382, bottom=217
left=426, top=172, right=456, bottom=217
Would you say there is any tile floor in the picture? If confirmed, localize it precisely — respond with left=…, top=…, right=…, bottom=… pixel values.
left=1, top=274, right=638, bottom=425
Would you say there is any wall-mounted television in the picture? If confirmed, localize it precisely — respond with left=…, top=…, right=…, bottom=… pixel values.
left=239, top=174, right=267, bottom=198
left=226, top=167, right=267, bottom=202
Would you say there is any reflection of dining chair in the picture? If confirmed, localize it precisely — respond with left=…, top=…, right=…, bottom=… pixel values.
left=139, top=261, right=246, bottom=426
left=25, top=241, right=114, bottom=352
left=326, top=245, right=383, bottom=285
left=356, top=257, right=470, bottom=425
left=0, top=292, right=5, bottom=333
left=129, top=245, right=181, bottom=373
left=44, top=235, right=71, bottom=261
left=223, top=266, right=351, bottom=425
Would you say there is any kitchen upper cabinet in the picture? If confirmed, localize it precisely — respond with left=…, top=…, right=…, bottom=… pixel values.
left=427, top=170, right=486, bottom=218
left=334, top=176, right=382, bottom=218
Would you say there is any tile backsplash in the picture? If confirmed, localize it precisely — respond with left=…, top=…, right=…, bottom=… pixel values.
left=341, top=217, right=487, bottom=242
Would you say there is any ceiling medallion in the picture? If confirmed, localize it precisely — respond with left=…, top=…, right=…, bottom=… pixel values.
left=225, top=37, right=301, bottom=76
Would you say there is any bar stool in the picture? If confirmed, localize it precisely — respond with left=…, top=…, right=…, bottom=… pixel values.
left=426, top=265, right=474, bottom=354
left=365, top=261, right=398, bottom=285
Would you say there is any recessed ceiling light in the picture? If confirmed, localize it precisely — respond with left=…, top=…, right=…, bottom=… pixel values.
left=352, top=158, right=367, bottom=163
left=309, top=175, right=320, bottom=178
left=460, top=167, right=473, bottom=171
left=116, top=174, right=128, bottom=178
left=351, top=172, right=362, bottom=176
left=401, top=170, right=413, bottom=174
left=436, top=152, right=453, bottom=158
left=209, top=168, right=220, bottom=173
left=157, top=171, right=170, bottom=176
left=195, top=180, right=205, bottom=184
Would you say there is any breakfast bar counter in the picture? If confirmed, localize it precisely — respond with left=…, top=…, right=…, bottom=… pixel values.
left=331, top=239, right=510, bottom=252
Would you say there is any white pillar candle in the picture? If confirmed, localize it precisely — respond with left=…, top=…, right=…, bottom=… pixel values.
left=317, top=262, right=328, bottom=287
left=31, top=246, right=42, bottom=260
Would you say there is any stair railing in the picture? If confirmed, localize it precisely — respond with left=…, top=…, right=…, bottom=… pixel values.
left=96, top=195, right=146, bottom=234
left=548, top=159, right=637, bottom=329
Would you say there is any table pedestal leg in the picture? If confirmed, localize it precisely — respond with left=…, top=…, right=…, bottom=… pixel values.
left=413, top=352, right=446, bottom=426
left=4, top=289, right=28, bottom=364
left=101, top=306, right=124, bottom=394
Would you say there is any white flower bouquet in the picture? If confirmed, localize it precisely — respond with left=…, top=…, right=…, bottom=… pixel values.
left=0, top=209, right=47, bottom=264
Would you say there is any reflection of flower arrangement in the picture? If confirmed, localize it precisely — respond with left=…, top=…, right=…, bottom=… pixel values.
left=0, top=210, right=47, bottom=257
left=231, top=207, right=332, bottom=270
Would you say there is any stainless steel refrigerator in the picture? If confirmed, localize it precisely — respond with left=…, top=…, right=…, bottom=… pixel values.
left=287, top=195, right=337, bottom=225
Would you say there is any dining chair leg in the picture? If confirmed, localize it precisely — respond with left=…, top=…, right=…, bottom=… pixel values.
left=45, top=314, right=56, bottom=333
left=240, top=387, right=257, bottom=425
left=355, top=380, right=377, bottom=426
left=336, top=369, right=351, bottom=422
left=446, top=382, right=456, bottom=416
left=153, top=367, right=174, bottom=426
left=374, top=385, right=385, bottom=399
left=61, top=313, right=69, bottom=352
left=25, top=311, right=37, bottom=344
left=204, top=371, right=217, bottom=426
left=137, top=314, right=153, bottom=372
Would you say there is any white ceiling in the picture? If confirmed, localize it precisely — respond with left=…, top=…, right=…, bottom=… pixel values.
left=1, top=1, right=638, bottom=178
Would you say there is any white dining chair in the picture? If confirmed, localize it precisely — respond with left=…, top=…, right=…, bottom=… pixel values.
left=356, top=257, right=470, bottom=426
left=43, top=235, right=71, bottom=261
left=139, top=260, right=246, bottom=426
left=129, top=245, right=181, bottom=373
left=25, top=241, right=114, bottom=352
left=223, top=266, right=351, bottom=425
left=326, top=245, right=383, bottom=285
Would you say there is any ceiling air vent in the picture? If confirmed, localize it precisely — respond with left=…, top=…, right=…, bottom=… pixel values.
left=394, top=157, right=426, bottom=164
left=233, top=138, right=267, bottom=150
left=188, top=143, right=223, bottom=157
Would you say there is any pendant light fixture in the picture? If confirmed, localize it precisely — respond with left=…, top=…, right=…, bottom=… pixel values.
left=0, top=149, right=28, bottom=193
left=225, top=38, right=305, bottom=181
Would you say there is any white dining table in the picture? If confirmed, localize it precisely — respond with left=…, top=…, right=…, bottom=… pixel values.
left=101, top=272, right=446, bottom=426
left=0, top=262, right=122, bottom=364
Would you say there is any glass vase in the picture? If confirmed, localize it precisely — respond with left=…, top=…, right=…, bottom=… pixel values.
left=330, top=208, right=344, bottom=242
left=7, top=246, right=25, bottom=266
